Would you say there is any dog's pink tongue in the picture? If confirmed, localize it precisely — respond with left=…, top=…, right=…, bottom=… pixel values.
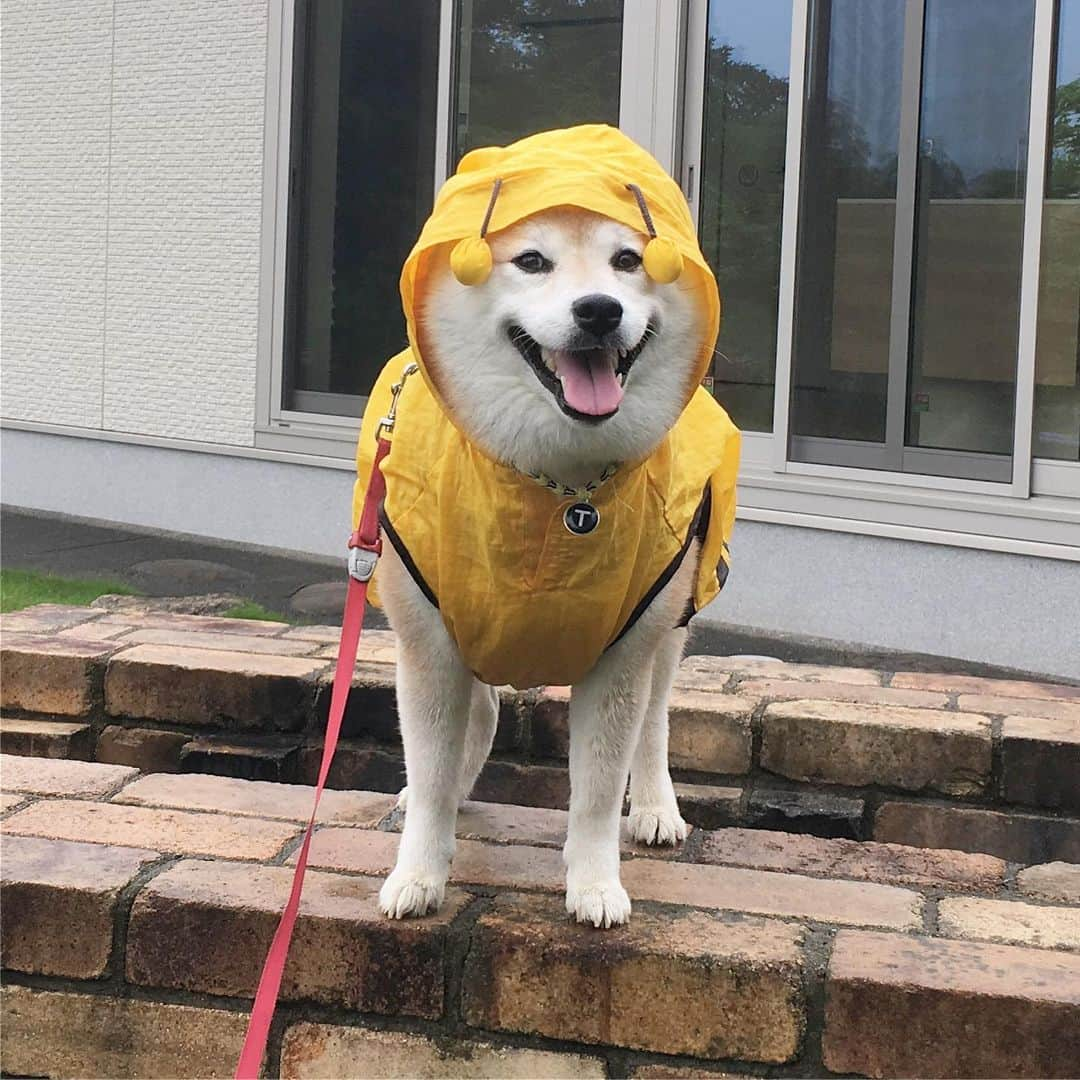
left=554, top=351, right=623, bottom=416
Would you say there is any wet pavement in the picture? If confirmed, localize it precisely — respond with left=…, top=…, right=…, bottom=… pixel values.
left=1, top=506, right=361, bottom=625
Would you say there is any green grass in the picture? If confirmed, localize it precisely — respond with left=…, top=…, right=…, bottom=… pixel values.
left=1, top=567, right=292, bottom=623
left=0, top=568, right=139, bottom=613
left=219, top=601, right=289, bottom=623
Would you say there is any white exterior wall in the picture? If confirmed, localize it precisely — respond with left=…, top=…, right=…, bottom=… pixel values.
left=1, top=0, right=267, bottom=446
left=5, top=424, right=1080, bottom=681
left=2, top=0, right=113, bottom=428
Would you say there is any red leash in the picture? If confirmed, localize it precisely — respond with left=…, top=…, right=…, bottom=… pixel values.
left=233, top=436, right=391, bottom=1079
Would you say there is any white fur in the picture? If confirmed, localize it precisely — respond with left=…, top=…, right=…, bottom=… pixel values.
left=377, top=208, right=706, bottom=927
left=416, top=209, right=706, bottom=484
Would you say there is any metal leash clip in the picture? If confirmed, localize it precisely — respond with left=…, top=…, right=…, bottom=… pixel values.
left=347, top=362, right=420, bottom=583
left=375, top=362, right=419, bottom=443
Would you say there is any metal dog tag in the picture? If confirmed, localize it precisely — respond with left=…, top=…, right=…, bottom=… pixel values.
left=564, top=502, right=600, bottom=535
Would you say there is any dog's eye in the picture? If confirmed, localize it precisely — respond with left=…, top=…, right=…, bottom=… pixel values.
left=511, top=250, right=552, bottom=274
left=612, top=248, right=643, bottom=272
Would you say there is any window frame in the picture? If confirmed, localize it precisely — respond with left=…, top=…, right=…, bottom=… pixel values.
left=255, top=0, right=454, bottom=457
left=774, top=0, right=1053, bottom=498
left=255, top=0, right=1079, bottom=554
left=682, top=0, right=1079, bottom=537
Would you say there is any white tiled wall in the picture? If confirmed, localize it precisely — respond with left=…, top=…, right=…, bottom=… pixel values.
left=2, top=0, right=268, bottom=446
left=1, top=0, right=113, bottom=428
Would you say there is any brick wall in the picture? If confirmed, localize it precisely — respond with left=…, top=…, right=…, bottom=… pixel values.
left=3, top=604, right=1079, bottom=867
left=3, top=760, right=1079, bottom=1078
left=1, top=0, right=268, bottom=446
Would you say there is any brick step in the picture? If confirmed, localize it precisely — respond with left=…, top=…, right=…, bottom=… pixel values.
left=2, top=603, right=1079, bottom=863
left=0, top=715, right=93, bottom=760
left=3, top=710, right=1079, bottom=864
left=2, top=757, right=1078, bottom=1078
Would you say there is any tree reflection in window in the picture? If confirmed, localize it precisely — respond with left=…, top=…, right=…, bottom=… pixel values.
left=1034, top=0, right=1080, bottom=461
left=699, top=2, right=791, bottom=433
left=453, top=0, right=623, bottom=162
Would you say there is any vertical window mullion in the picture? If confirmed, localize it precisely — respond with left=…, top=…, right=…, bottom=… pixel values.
left=1013, top=0, right=1058, bottom=495
left=434, top=0, right=457, bottom=190
left=619, top=0, right=687, bottom=173
left=681, top=0, right=709, bottom=228
left=264, top=0, right=298, bottom=427
left=771, top=0, right=811, bottom=470
left=884, top=0, right=927, bottom=471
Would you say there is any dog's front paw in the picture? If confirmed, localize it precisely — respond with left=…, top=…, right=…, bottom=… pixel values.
left=378, top=868, right=446, bottom=919
left=565, top=880, right=631, bottom=928
left=627, top=804, right=688, bottom=846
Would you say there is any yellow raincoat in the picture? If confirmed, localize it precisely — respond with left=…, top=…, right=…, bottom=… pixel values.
left=353, top=125, right=740, bottom=689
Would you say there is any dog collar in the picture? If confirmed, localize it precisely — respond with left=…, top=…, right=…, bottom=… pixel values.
left=519, top=462, right=619, bottom=537
left=520, top=461, right=619, bottom=502
left=520, top=463, right=619, bottom=535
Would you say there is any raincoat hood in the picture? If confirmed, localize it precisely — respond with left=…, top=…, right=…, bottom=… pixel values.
left=400, top=124, right=722, bottom=413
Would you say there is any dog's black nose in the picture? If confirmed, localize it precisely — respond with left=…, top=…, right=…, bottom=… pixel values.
left=572, top=294, right=623, bottom=338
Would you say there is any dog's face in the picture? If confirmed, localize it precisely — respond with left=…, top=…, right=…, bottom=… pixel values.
left=416, top=208, right=708, bottom=475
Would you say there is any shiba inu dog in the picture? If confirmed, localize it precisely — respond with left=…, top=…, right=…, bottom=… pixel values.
left=353, top=126, right=740, bottom=928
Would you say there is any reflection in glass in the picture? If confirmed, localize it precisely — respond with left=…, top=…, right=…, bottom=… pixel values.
left=699, top=0, right=792, bottom=432
left=1034, top=0, right=1080, bottom=461
left=453, top=0, right=623, bottom=162
left=906, top=0, right=1035, bottom=458
left=791, top=0, right=905, bottom=444
left=284, top=1, right=439, bottom=409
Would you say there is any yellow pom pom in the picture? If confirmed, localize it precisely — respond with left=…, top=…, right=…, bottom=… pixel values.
left=450, top=237, right=494, bottom=286
left=642, top=236, right=684, bottom=284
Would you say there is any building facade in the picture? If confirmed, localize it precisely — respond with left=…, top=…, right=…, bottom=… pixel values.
left=3, top=0, right=1079, bottom=677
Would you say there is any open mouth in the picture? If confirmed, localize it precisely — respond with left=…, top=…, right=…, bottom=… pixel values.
left=507, top=324, right=653, bottom=422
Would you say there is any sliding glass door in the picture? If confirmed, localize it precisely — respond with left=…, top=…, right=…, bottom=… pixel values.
left=789, top=0, right=1037, bottom=482
left=694, top=0, right=793, bottom=434
left=281, top=0, right=627, bottom=418
left=284, top=0, right=441, bottom=414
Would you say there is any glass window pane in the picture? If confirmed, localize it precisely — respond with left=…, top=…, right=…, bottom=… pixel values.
left=791, top=0, right=906, bottom=445
left=454, top=0, right=623, bottom=162
left=1034, top=0, right=1080, bottom=461
left=699, top=0, right=792, bottom=433
left=284, top=1, right=440, bottom=410
left=906, top=0, right=1035, bottom=458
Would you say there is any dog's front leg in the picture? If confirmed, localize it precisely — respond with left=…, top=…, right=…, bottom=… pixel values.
left=379, top=636, right=472, bottom=918
left=564, top=656, right=653, bottom=927
left=628, top=627, right=689, bottom=845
